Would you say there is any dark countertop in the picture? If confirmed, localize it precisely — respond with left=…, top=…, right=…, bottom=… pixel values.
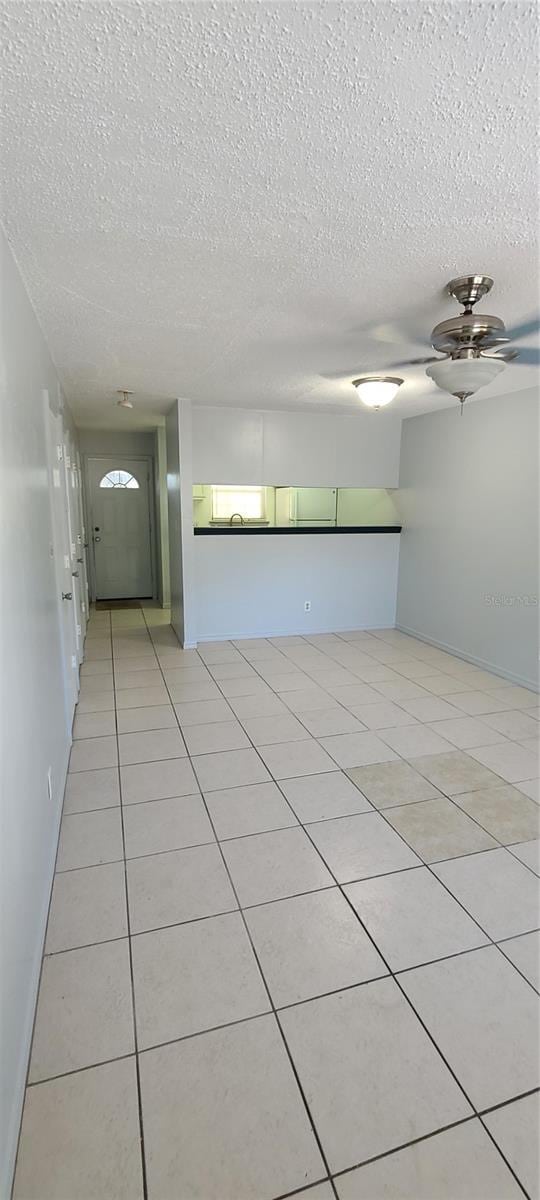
left=194, top=525, right=402, bottom=536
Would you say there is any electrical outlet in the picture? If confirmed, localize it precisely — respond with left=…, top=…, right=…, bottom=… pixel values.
left=304, top=600, right=311, bottom=612
left=47, top=767, right=53, bottom=801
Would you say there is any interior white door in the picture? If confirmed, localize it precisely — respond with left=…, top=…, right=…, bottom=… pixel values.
left=87, top=456, right=153, bottom=600
left=45, top=402, right=79, bottom=728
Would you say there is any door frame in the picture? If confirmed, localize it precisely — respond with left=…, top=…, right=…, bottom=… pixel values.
left=82, top=453, right=157, bottom=602
left=43, top=396, right=80, bottom=731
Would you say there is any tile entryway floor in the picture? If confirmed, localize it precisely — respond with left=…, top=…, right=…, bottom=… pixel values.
left=14, top=610, right=540, bottom=1199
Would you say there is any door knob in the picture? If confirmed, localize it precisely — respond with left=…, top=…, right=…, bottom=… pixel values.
left=94, top=536, right=101, bottom=542
left=62, top=592, right=73, bottom=601
left=72, top=571, right=79, bottom=578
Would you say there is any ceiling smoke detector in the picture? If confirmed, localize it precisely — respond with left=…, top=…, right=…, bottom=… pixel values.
left=116, top=389, right=134, bottom=409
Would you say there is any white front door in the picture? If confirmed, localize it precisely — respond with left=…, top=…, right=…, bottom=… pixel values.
left=87, top=456, right=154, bottom=600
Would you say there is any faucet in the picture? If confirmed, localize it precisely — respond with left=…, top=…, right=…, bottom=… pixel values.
left=229, top=512, right=245, bottom=526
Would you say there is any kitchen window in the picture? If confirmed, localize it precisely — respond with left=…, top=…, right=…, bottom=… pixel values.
left=211, top=486, right=265, bottom=522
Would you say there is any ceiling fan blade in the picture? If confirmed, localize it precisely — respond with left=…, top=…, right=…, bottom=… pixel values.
left=386, top=356, right=445, bottom=367
left=505, top=315, right=540, bottom=342
left=512, top=346, right=540, bottom=365
left=481, top=349, right=520, bottom=362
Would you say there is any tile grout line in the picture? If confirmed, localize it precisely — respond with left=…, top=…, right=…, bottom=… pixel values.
left=110, top=621, right=149, bottom=1200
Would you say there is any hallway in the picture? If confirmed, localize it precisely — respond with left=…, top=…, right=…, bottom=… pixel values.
left=14, top=609, right=539, bottom=1199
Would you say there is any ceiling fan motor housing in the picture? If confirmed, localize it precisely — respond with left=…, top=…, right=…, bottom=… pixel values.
left=431, top=313, right=507, bottom=357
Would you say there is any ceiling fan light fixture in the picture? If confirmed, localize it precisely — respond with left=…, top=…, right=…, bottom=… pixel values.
left=116, top=389, right=134, bottom=409
left=352, top=376, right=404, bottom=409
left=425, top=357, right=507, bottom=404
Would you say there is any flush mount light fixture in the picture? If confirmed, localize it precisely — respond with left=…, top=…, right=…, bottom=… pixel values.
left=352, top=376, right=404, bottom=409
left=116, top=389, right=134, bottom=409
left=425, top=356, right=507, bottom=408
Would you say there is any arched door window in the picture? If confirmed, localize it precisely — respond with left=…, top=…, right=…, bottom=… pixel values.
left=99, top=469, right=139, bottom=489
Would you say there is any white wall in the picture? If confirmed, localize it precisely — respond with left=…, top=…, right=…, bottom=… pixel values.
left=155, top=426, right=170, bottom=607
left=194, top=534, right=400, bottom=639
left=189, top=405, right=402, bottom=640
left=166, top=400, right=196, bottom=644
left=397, top=387, right=539, bottom=688
left=0, top=233, right=73, bottom=1191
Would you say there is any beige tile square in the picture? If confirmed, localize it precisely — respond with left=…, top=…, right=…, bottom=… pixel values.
left=399, top=946, right=540, bottom=1109
left=72, top=711, right=116, bottom=739
left=433, top=848, right=540, bottom=940
left=205, top=781, right=297, bottom=839
left=282, top=687, right=340, bottom=713
left=370, top=679, right=431, bottom=702
left=319, top=731, right=398, bottom=769
left=246, top=888, right=387, bottom=1006
left=379, top=725, right=455, bottom=758
left=515, top=778, right=540, bottom=803
left=280, top=979, right=470, bottom=1173
left=68, top=735, right=118, bottom=773
left=139, top=1017, right=324, bottom=1199
left=63, top=766, right=120, bottom=814
left=132, top=912, right=269, bottom=1047
left=115, top=669, right=163, bottom=690
left=123, top=794, right=214, bottom=858
left=345, top=760, right=440, bottom=809
left=323, top=683, right=382, bottom=707
left=193, top=747, right=270, bottom=791
left=427, top=715, right=506, bottom=749
left=120, top=757, right=198, bottom=804
left=29, top=940, right=134, bottom=1082
left=174, top=697, right=234, bottom=726
left=168, top=679, right=222, bottom=702
left=308, top=812, right=420, bottom=883
left=467, top=741, right=539, bottom=784
left=484, top=1092, right=540, bottom=1200
left=348, top=701, right=417, bottom=730
left=116, top=705, right=177, bottom=733
left=222, top=826, right=333, bottom=906
left=345, top=866, right=487, bottom=971
left=76, top=690, right=117, bottom=713
left=453, top=785, right=540, bottom=843
left=482, top=709, right=540, bottom=740
left=280, top=771, right=372, bottom=823
left=45, top=862, right=127, bottom=953
left=183, top=720, right=251, bottom=755
left=115, top=685, right=169, bottom=709
left=257, top=738, right=337, bottom=779
left=448, top=691, right=515, bottom=715
left=56, top=808, right=124, bottom=870
left=419, top=673, right=477, bottom=695
left=113, top=656, right=159, bottom=674
left=229, top=692, right=290, bottom=719
left=118, top=727, right=187, bottom=765
left=241, top=713, right=312, bottom=744
left=409, top=750, right=503, bottom=794
left=13, top=1059, right=143, bottom=1200
left=396, top=696, right=463, bottom=722
left=385, top=796, right=497, bottom=862
left=486, top=686, right=539, bottom=709
left=296, top=707, right=366, bottom=737
left=335, top=1120, right=523, bottom=1200
left=127, top=843, right=237, bottom=933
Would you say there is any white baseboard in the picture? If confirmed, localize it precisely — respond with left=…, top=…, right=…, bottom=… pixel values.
left=396, top=623, right=539, bottom=693
left=3, top=738, right=71, bottom=1197
left=195, top=623, right=389, bottom=644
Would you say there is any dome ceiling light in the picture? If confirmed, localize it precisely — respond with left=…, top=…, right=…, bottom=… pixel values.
left=116, top=389, right=134, bottom=409
left=352, top=376, right=404, bottom=409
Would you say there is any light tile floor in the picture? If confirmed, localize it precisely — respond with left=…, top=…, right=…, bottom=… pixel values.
left=14, top=609, right=540, bottom=1199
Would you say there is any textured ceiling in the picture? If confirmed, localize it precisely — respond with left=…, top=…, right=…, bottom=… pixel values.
left=1, top=0, right=538, bottom=429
